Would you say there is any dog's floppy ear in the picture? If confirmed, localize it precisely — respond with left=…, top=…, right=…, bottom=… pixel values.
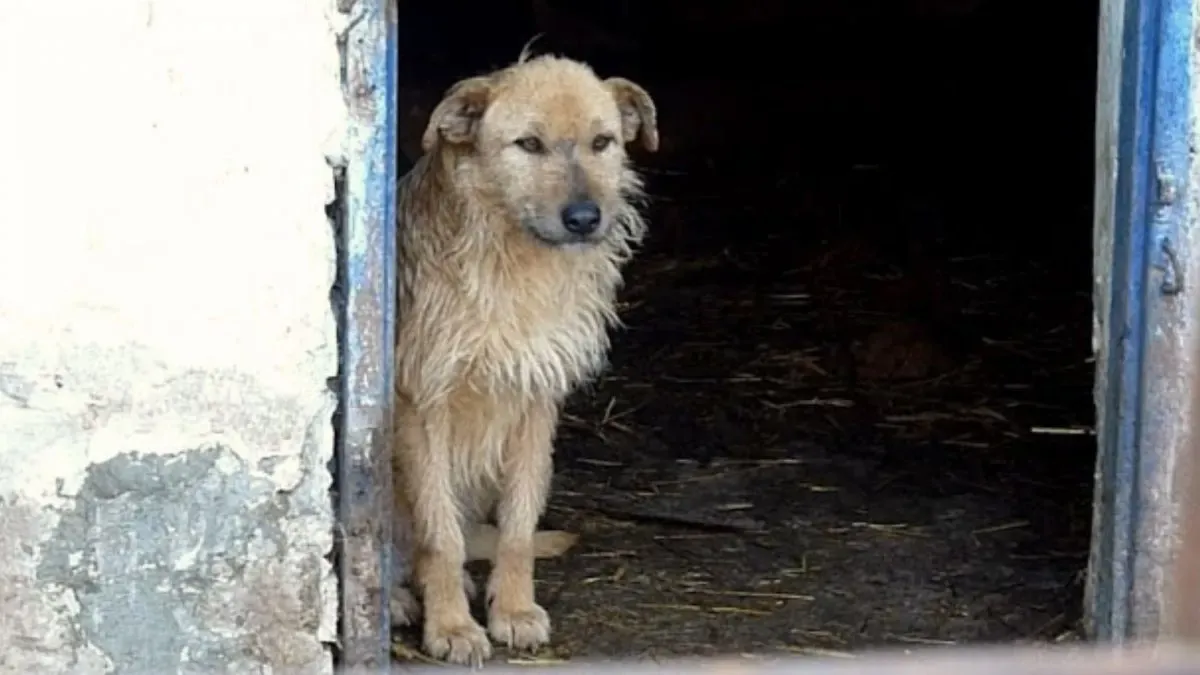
left=421, top=76, right=493, bottom=153
left=605, top=77, right=659, bottom=152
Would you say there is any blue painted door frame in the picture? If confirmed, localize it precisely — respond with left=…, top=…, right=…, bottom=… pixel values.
left=1087, top=0, right=1197, bottom=642
left=338, top=0, right=399, bottom=669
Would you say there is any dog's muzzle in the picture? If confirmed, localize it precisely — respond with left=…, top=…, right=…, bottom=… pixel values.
left=525, top=199, right=608, bottom=247
left=560, top=200, right=602, bottom=237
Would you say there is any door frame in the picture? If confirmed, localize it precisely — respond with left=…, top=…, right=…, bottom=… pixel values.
left=332, top=0, right=1200, bottom=663
left=336, top=0, right=400, bottom=669
left=1087, top=0, right=1200, bottom=642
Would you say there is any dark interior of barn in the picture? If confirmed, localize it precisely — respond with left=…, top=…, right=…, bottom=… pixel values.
left=394, top=0, right=1099, bottom=661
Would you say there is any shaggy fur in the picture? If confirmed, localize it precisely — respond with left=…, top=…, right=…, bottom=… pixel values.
left=390, top=53, right=658, bottom=666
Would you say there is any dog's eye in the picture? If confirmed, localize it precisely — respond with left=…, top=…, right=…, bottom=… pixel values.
left=591, top=134, right=616, bottom=152
left=514, top=137, right=546, bottom=154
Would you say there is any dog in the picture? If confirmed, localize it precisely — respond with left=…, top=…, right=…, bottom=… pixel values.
left=389, top=51, right=658, bottom=666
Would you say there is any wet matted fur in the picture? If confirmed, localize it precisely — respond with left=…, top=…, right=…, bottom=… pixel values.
left=390, top=52, right=658, bottom=666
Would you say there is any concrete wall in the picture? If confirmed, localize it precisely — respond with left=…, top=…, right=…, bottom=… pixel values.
left=0, top=0, right=346, bottom=672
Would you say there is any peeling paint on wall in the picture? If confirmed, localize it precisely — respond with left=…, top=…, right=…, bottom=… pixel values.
left=0, top=0, right=346, bottom=670
left=34, top=445, right=335, bottom=673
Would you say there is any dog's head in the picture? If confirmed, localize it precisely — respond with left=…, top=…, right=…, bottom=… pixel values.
left=421, top=55, right=658, bottom=247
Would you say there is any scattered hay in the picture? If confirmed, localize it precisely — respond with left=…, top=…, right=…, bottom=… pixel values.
left=392, top=141, right=1093, bottom=665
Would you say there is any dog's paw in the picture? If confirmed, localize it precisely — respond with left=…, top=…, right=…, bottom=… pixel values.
left=389, top=585, right=420, bottom=627
left=488, top=602, right=550, bottom=651
left=424, top=617, right=493, bottom=666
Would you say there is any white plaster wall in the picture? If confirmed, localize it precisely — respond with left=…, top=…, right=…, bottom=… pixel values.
left=0, top=0, right=346, bottom=672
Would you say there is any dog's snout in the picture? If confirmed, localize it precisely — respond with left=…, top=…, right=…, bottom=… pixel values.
left=560, top=201, right=602, bottom=235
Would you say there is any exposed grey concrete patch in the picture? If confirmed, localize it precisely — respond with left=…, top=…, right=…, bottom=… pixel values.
left=0, top=497, right=112, bottom=674
left=207, top=554, right=328, bottom=669
left=41, top=445, right=334, bottom=675
left=0, top=351, right=339, bottom=672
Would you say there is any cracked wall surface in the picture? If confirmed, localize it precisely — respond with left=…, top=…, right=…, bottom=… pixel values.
left=0, top=0, right=346, bottom=672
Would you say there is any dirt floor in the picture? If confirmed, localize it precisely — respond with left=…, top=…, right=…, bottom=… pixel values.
left=392, top=144, right=1097, bottom=663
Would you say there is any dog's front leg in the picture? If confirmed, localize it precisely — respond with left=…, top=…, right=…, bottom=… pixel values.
left=400, top=411, right=493, bottom=666
left=487, top=400, right=557, bottom=651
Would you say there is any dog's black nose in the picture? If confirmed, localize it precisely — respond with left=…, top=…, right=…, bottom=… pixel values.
left=560, top=201, right=602, bottom=235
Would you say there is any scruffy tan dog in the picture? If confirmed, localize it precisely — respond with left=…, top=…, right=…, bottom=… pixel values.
left=390, top=52, right=658, bottom=666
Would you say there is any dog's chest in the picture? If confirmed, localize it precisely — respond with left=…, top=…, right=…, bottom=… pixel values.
left=462, top=283, right=614, bottom=397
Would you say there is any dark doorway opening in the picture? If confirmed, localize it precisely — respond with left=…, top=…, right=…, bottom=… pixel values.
left=395, top=0, right=1099, bottom=658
